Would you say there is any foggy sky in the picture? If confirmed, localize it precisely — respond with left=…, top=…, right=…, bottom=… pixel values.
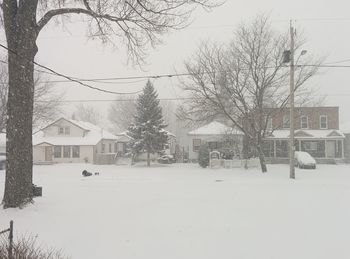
left=1, top=0, right=350, bottom=127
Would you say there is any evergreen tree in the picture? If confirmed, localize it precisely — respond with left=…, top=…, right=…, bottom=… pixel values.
left=198, top=143, right=210, bottom=168
left=128, top=80, right=168, bottom=166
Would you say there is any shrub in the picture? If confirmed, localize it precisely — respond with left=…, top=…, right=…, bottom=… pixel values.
left=198, top=143, right=210, bottom=168
left=0, top=235, right=67, bottom=259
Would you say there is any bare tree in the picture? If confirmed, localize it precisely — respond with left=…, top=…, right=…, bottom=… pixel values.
left=0, top=66, right=63, bottom=132
left=1, top=0, right=220, bottom=207
left=108, top=96, right=137, bottom=132
left=182, top=15, right=322, bottom=172
left=74, top=104, right=101, bottom=125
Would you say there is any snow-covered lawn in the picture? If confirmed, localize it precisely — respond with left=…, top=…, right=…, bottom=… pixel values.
left=1, top=163, right=350, bottom=259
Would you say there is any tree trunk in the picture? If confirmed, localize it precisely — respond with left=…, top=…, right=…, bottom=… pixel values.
left=257, top=135, right=267, bottom=173
left=147, top=152, right=150, bottom=167
left=2, top=2, right=39, bottom=208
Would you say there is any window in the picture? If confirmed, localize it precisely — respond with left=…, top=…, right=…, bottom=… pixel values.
left=58, top=127, right=64, bottom=135
left=64, top=127, right=70, bottom=135
left=109, top=143, right=112, bottom=153
left=282, top=115, right=290, bottom=128
left=54, top=146, right=62, bottom=158
left=276, top=140, right=289, bottom=158
left=208, top=141, right=221, bottom=150
left=101, top=143, right=105, bottom=153
left=301, top=140, right=325, bottom=158
left=72, top=146, right=80, bottom=158
left=320, top=115, right=328, bottom=129
left=116, top=142, right=125, bottom=152
left=193, top=139, right=201, bottom=152
left=262, top=140, right=274, bottom=158
left=300, top=116, right=308, bottom=129
left=63, top=146, right=71, bottom=158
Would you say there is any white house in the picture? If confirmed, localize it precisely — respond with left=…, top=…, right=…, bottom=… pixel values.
left=187, top=121, right=244, bottom=161
left=33, top=118, right=118, bottom=164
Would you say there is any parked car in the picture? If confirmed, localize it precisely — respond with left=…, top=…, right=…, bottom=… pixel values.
left=158, top=154, right=176, bottom=164
left=295, top=151, right=316, bottom=169
left=0, top=155, right=5, bottom=170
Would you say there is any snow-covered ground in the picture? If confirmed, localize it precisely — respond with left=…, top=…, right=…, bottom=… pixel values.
left=1, top=163, right=350, bottom=259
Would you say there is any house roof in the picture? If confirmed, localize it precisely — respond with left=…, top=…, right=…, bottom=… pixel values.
left=188, top=121, right=243, bottom=136
left=266, top=129, right=345, bottom=139
left=33, top=118, right=118, bottom=146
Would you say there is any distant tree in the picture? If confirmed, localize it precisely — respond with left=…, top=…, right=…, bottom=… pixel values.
left=198, top=143, right=210, bottom=168
left=108, top=96, right=137, bottom=132
left=74, top=104, right=101, bottom=125
left=128, top=80, right=168, bottom=166
left=182, top=15, right=322, bottom=173
left=0, top=65, right=63, bottom=132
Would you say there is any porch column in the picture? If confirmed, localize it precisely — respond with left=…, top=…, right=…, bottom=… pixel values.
left=273, top=140, right=276, bottom=158
left=342, top=139, right=345, bottom=159
left=324, top=140, right=328, bottom=158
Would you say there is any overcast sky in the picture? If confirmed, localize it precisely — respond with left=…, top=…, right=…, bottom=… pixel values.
left=2, top=0, right=350, bottom=127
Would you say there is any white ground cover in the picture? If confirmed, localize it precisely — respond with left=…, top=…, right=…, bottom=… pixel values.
left=0, top=163, right=350, bottom=259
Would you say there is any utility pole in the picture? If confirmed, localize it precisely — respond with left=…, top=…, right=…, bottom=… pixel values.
left=289, top=20, right=296, bottom=179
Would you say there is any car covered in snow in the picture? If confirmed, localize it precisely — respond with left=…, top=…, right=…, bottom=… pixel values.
left=157, top=154, right=176, bottom=164
left=0, top=155, right=5, bottom=170
left=294, top=151, right=316, bottom=169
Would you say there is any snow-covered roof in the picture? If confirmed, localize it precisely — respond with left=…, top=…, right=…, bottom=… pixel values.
left=266, top=129, right=345, bottom=139
left=33, top=118, right=118, bottom=146
left=188, top=121, right=243, bottom=136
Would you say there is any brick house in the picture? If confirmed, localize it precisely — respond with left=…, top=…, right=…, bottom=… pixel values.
left=263, top=107, right=345, bottom=163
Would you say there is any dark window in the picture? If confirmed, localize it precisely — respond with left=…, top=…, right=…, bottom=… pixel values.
left=109, top=143, right=112, bottom=153
left=301, top=140, right=325, bottom=158
left=320, top=115, right=328, bottom=129
left=208, top=141, right=221, bottom=150
left=262, top=140, right=274, bottom=158
left=54, top=146, right=62, bottom=158
left=300, top=116, right=308, bottom=129
left=193, top=139, right=201, bottom=152
left=283, top=115, right=290, bottom=129
left=276, top=140, right=289, bottom=158
left=63, top=146, right=71, bottom=158
left=58, top=127, right=64, bottom=135
left=72, top=146, right=80, bottom=158
left=101, top=143, right=105, bottom=153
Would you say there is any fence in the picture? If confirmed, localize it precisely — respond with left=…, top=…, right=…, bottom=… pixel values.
left=0, top=220, right=13, bottom=259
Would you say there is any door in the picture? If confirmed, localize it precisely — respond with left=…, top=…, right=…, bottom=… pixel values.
left=45, top=146, right=53, bottom=161
left=326, top=140, right=336, bottom=158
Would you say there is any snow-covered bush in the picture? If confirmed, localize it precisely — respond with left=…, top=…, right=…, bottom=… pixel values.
left=0, top=236, right=67, bottom=259
left=198, top=144, right=210, bottom=168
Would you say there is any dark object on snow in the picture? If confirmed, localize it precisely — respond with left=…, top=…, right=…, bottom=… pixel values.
left=32, top=184, right=42, bottom=197
left=82, top=170, right=92, bottom=177
left=94, top=172, right=99, bottom=176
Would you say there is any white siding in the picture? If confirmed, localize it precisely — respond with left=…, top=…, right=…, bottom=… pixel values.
left=43, top=119, right=86, bottom=137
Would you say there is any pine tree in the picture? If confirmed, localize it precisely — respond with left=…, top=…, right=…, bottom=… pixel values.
left=128, top=80, right=168, bottom=166
left=198, top=143, right=210, bottom=168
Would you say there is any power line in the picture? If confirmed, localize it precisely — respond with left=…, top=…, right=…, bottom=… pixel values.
left=0, top=44, right=142, bottom=95
left=35, top=93, right=350, bottom=104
